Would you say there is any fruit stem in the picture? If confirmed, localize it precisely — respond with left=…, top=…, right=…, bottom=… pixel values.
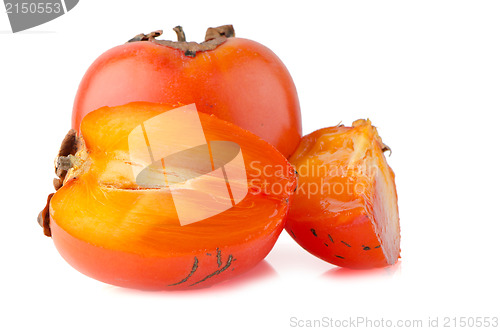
left=127, top=25, right=235, bottom=58
left=173, top=26, right=186, bottom=42
left=57, top=155, right=77, bottom=172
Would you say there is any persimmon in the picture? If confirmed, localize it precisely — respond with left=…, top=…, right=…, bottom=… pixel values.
left=286, top=120, right=400, bottom=269
left=72, top=25, right=302, bottom=158
left=39, top=102, right=297, bottom=290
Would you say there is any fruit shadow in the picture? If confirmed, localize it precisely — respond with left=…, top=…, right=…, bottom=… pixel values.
left=321, top=261, right=401, bottom=279
left=106, top=260, right=278, bottom=296
left=202, top=260, right=279, bottom=293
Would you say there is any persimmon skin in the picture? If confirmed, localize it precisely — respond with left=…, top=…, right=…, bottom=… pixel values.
left=50, top=102, right=297, bottom=290
left=50, top=220, right=281, bottom=290
left=287, top=212, right=389, bottom=269
left=72, top=37, right=302, bottom=158
left=286, top=121, right=400, bottom=269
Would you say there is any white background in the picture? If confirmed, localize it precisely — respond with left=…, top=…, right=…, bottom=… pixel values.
left=1, top=1, right=499, bottom=330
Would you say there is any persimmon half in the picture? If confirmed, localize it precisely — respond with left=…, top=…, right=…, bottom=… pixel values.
left=72, top=25, right=302, bottom=158
left=286, top=120, right=400, bottom=269
left=40, top=102, right=296, bottom=290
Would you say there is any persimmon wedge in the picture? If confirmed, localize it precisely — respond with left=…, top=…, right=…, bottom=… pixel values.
left=44, top=102, right=296, bottom=290
left=286, top=120, right=400, bottom=269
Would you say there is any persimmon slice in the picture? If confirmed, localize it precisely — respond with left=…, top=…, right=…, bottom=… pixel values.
left=48, top=102, right=296, bottom=289
left=286, top=120, right=400, bottom=269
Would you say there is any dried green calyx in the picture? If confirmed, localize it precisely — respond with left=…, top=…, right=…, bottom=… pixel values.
left=128, top=25, right=235, bottom=58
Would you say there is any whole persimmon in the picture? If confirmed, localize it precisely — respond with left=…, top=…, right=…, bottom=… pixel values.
left=72, top=25, right=302, bottom=158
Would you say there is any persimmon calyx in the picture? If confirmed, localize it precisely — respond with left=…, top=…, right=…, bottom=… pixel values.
left=127, top=25, right=235, bottom=58
left=37, top=193, right=54, bottom=237
left=38, top=130, right=88, bottom=237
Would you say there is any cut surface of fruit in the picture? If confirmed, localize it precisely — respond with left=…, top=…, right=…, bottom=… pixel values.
left=48, top=102, right=296, bottom=289
left=286, top=119, right=400, bottom=269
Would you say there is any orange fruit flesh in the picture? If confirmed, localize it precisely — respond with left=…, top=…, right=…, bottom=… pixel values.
left=287, top=120, right=400, bottom=268
left=49, top=102, right=296, bottom=289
